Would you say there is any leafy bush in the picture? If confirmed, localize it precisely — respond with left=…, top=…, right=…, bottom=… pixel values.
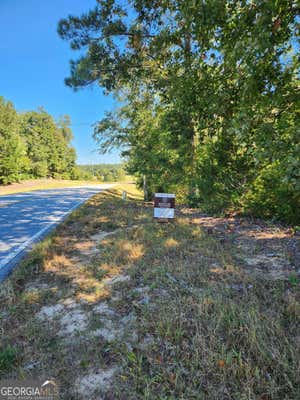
left=243, top=161, right=300, bottom=224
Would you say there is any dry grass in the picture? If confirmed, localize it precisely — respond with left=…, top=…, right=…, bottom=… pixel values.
left=0, top=178, right=115, bottom=196
left=0, top=183, right=299, bottom=399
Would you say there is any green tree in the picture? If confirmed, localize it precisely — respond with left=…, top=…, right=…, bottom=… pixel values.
left=76, top=164, right=126, bottom=182
left=20, top=109, right=76, bottom=179
left=0, top=97, right=29, bottom=184
left=59, top=0, right=300, bottom=223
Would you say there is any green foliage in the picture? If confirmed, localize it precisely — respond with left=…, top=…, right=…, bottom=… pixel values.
left=20, top=108, right=76, bottom=179
left=31, top=161, right=48, bottom=178
left=0, top=97, right=29, bottom=184
left=0, top=345, right=18, bottom=373
left=243, top=161, right=300, bottom=223
left=59, top=1, right=300, bottom=224
left=77, top=164, right=126, bottom=182
left=0, top=97, right=77, bottom=183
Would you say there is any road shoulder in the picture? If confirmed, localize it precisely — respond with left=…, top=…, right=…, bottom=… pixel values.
left=0, top=183, right=299, bottom=399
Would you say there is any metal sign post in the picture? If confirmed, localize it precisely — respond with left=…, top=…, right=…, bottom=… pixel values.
left=154, top=193, right=175, bottom=221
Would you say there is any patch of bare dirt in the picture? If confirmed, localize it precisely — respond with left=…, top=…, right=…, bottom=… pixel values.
left=75, top=367, right=116, bottom=399
left=102, top=274, right=131, bottom=285
left=36, top=299, right=90, bottom=338
left=179, top=208, right=300, bottom=280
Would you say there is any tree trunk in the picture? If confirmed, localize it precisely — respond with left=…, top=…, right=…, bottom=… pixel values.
left=143, top=174, right=148, bottom=201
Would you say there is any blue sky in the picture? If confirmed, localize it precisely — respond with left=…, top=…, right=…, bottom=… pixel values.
left=0, top=0, right=121, bottom=164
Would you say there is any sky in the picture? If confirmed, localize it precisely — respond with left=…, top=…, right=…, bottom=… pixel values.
left=0, top=0, right=121, bottom=164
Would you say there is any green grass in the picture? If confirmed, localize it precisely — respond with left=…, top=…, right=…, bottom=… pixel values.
left=0, top=346, right=18, bottom=373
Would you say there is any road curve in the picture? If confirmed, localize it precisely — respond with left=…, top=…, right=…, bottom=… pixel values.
left=0, top=185, right=112, bottom=282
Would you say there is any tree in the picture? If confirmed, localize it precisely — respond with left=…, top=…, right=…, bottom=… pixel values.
left=20, top=109, right=77, bottom=179
left=0, top=97, right=77, bottom=184
left=0, top=97, right=29, bottom=184
left=58, top=0, right=300, bottom=223
left=76, top=164, right=126, bottom=182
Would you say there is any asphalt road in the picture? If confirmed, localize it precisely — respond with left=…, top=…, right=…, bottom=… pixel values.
left=0, top=185, right=111, bottom=282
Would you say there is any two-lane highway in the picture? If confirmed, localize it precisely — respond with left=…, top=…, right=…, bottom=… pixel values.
left=0, top=185, right=111, bottom=281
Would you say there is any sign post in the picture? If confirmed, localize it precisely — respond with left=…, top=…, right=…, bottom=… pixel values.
left=154, top=193, right=175, bottom=221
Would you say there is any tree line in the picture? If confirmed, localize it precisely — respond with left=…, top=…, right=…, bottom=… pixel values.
left=0, top=96, right=77, bottom=184
left=58, top=0, right=299, bottom=224
left=77, top=164, right=126, bottom=182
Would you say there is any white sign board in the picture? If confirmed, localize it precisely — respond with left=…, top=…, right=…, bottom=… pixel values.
left=154, top=193, right=175, bottom=219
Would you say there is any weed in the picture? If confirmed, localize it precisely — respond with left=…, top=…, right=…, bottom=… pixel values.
left=0, top=346, right=18, bottom=373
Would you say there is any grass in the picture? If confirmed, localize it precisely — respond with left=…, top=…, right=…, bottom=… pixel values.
left=0, top=346, right=18, bottom=373
left=0, top=183, right=299, bottom=399
left=0, top=178, right=115, bottom=196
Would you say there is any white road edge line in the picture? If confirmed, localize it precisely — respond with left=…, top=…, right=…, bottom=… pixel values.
left=0, top=197, right=89, bottom=271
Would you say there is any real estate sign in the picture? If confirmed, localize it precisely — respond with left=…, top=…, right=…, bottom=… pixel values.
left=154, top=193, right=175, bottom=219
